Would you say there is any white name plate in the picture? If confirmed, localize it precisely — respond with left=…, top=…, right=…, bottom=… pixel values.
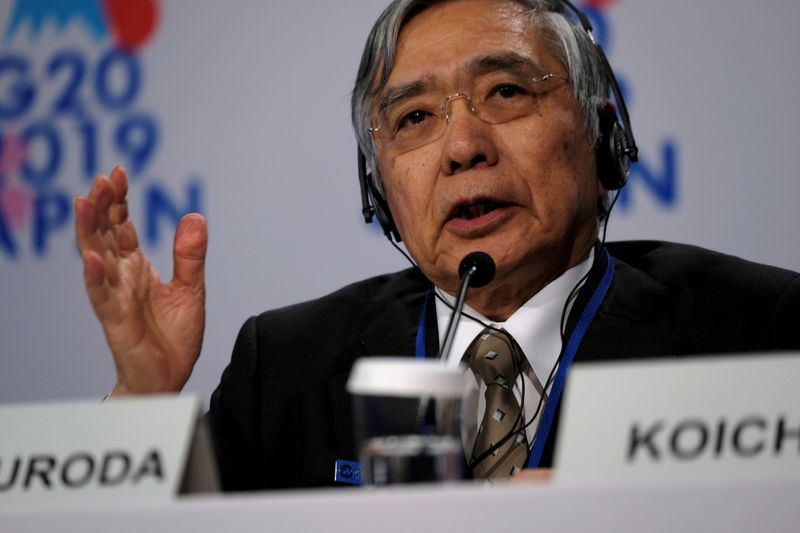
left=555, top=353, right=800, bottom=483
left=0, top=395, right=218, bottom=507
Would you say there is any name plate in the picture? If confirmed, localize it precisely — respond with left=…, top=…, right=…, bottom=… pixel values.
left=555, top=353, right=800, bottom=483
left=0, top=395, right=218, bottom=506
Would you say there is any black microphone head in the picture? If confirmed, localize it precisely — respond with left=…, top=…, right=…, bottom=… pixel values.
left=458, top=252, right=495, bottom=288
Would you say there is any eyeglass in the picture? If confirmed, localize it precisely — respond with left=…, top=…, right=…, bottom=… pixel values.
left=369, top=72, right=567, bottom=153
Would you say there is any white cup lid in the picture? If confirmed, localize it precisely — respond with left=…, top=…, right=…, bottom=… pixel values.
left=347, top=357, right=467, bottom=398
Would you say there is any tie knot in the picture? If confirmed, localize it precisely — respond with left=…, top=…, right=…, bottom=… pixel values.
left=468, top=328, right=522, bottom=387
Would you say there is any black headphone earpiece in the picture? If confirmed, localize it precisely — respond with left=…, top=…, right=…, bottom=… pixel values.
left=558, top=0, right=638, bottom=190
left=368, top=177, right=401, bottom=242
left=358, top=149, right=402, bottom=241
left=596, top=104, right=630, bottom=191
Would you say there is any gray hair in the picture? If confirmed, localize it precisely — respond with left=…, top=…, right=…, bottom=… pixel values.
left=351, top=0, right=610, bottom=196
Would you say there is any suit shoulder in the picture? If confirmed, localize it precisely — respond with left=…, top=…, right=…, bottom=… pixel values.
left=251, top=267, right=429, bottom=330
left=607, top=240, right=799, bottom=291
left=602, top=240, right=800, bottom=352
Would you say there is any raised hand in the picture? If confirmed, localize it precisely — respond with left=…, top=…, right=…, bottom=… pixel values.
left=75, top=166, right=207, bottom=395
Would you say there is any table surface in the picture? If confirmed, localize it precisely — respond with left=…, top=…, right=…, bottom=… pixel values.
left=3, top=477, right=800, bottom=533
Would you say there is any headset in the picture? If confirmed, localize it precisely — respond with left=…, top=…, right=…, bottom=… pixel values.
left=357, top=0, right=639, bottom=243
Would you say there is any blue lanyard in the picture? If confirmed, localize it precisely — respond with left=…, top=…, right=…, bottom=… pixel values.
left=413, top=248, right=615, bottom=468
left=526, top=248, right=614, bottom=467
left=415, top=290, right=429, bottom=360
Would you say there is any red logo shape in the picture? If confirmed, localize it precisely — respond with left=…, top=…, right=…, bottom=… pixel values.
left=102, top=0, right=160, bottom=51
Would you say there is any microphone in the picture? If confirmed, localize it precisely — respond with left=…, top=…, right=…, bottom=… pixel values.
left=457, top=251, right=496, bottom=289
left=416, top=252, right=496, bottom=435
left=437, top=252, right=496, bottom=361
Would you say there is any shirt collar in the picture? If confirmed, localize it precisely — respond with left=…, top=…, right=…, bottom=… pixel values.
left=434, top=248, right=595, bottom=381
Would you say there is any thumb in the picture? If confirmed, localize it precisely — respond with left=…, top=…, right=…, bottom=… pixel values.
left=172, top=213, right=208, bottom=289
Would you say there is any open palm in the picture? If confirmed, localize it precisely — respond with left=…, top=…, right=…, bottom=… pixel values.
left=75, top=166, right=207, bottom=395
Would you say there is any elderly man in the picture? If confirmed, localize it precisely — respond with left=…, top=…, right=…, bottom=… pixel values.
left=74, top=0, right=800, bottom=490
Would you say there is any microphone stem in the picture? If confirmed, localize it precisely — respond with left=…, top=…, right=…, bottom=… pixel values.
left=414, top=252, right=492, bottom=436
left=437, top=265, right=476, bottom=361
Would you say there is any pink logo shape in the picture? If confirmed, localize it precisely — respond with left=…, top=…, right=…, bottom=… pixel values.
left=0, top=132, right=33, bottom=231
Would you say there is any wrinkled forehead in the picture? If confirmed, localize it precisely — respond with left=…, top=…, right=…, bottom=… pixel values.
left=375, top=0, right=562, bottom=100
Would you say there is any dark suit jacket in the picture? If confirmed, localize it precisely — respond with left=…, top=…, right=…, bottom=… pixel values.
left=207, top=241, right=800, bottom=491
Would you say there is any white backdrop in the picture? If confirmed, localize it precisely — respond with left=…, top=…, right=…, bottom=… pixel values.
left=1, top=0, right=798, bottom=405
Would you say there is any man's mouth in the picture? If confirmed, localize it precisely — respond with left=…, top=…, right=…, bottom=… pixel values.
left=451, top=200, right=509, bottom=221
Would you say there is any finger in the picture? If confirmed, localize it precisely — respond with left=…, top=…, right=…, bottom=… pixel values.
left=116, top=218, right=141, bottom=253
left=79, top=194, right=120, bottom=261
left=75, top=196, right=97, bottom=242
left=75, top=195, right=101, bottom=254
left=108, top=165, right=130, bottom=227
left=107, top=166, right=141, bottom=253
left=83, top=248, right=106, bottom=288
left=510, top=468, right=553, bottom=484
left=86, top=173, right=125, bottom=259
left=82, top=249, right=122, bottom=324
left=109, top=165, right=129, bottom=202
left=172, top=213, right=207, bottom=289
left=75, top=173, right=108, bottom=252
left=88, top=174, right=114, bottom=232
left=76, top=192, right=123, bottom=288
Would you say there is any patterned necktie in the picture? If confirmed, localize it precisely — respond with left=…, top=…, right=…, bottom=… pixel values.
left=467, top=328, right=529, bottom=480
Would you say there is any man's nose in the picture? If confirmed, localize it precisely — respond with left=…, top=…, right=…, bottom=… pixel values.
left=440, top=98, right=499, bottom=175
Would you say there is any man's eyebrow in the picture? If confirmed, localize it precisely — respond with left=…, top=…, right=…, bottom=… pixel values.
left=468, top=52, right=548, bottom=78
left=375, top=53, right=549, bottom=114
left=376, top=79, right=432, bottom=115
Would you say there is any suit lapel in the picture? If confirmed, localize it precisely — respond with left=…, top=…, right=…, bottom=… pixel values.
left=578, top=256, right=681, bottom=361
left=357, top=270, right=431, bottom=358
left=325, top=269, right=431, bottom=464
